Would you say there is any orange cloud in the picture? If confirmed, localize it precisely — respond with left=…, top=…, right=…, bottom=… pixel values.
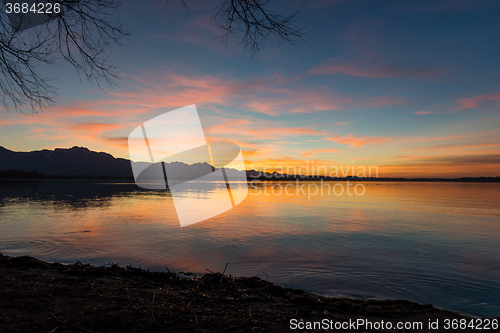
left=240, top=87, right=357, bottom=115
left=203, top=118, right=255, bottom=134
left=100, top=136, right=130, bottom=149
left=112, top=70, right=405, bottom=116
left=204, top=118, right=328, bottom=141
left=70, top=122, right=123, bottom=139
left=325, top=133, right=391, bottom=148
left=66, top=122, right=128, bottom=150
left=411, top=141, right=500, bottom=153
left=302, top=148, right=338, bottom=157
left=241, top=126, right=327, bottom=140
left=0, top=119, right=14, bottom=125
left=379, top=153, right=500, bottom=178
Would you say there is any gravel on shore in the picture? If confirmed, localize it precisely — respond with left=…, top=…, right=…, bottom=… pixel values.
left=0, top=253, right=488, bottom=332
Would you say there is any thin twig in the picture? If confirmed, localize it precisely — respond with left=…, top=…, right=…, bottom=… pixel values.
left=194, top=312, right=206, bottom=333
left=151, top=290, right=156, bottom=320
left=49, top=312, right=63, bottom=324
left=218, top=318, right=250, bottom=333
left=212, top=263, right=229, bottom=321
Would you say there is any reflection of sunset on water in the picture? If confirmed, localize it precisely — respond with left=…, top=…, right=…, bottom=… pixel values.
left=1, top=180, right=500, bottom=316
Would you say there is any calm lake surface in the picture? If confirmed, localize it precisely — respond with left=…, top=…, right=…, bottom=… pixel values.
left=1, top=180, right=499, bottom=317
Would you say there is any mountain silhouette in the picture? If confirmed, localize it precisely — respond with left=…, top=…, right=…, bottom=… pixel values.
left=1, top=146, right=498, bottom=182
left=0, top=146, right=245, bottom=180
left=0, top=146, right=134, bottom=177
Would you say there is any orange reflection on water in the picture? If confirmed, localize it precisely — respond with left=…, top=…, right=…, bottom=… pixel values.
left=2, top=180, right=500, bottom=316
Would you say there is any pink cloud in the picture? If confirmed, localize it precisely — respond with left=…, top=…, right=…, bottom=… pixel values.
left=204, top=118, right=327, bottom=140
left=70, top=122, right=123, bottom=139
left=308, top=19, right=446, bottom=81
left=0, top=119, right=14, bottom=125
left=115, top=70, right=404, bottom=116
left=457, top=92, right=500, bottom=110
left=0, top=66, right=406, bottom=159
left=415, top=110, right=432, bottom=115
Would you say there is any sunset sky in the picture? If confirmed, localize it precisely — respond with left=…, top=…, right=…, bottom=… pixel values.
left=1, top=0, right=500, bottom=178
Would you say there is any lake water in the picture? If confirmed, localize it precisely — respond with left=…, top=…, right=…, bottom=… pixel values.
left=0, top=180, right=499, bottom=317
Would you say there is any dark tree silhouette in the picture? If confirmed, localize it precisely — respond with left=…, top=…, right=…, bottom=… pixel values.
left=0, top=0, right=129, bottom=112
left=168, top=0, right=306, bottom=56
left=1, top=0, right=305, bottom=112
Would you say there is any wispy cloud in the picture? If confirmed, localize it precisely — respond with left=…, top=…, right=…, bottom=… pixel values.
left=308, top=18, right=446, bottom=80
left=100, top=136, right=130, bottom=149
left=308, top=57, right=441, bottom=78
left=325, top=133, right=391, bottom=148
left=457, top=92, right=500, bottom=110
left=204, top=118, right=327, bottom=140
left=70, top=122, right=123, bottom=136
left=113, top=70, right=404, bottom=116
left=302, top=148, right=338, bottom=157
left=380, top=153, right=500, bottom=178
left=406, top=139, right=500, bottom=155
left=401, top=129, right=500, bottom=143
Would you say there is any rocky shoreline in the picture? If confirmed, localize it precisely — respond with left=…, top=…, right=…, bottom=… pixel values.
left=0, top=253, right=492, bottom=332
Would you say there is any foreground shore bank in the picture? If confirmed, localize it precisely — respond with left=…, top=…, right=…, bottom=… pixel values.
left=0, top=254, right=495, bottom=332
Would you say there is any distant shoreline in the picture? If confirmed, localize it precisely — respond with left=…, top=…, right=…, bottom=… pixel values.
left=2, top=146, right=499, bottom=184
left=2, top=178, right=500, bottom=183
left=1, top=173, right=500, bottom=183
left=248, top=176, right=500, bottom=183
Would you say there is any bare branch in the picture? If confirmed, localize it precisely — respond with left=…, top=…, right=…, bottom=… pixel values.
left=166, top=0, right=307, bottom=57
left=1, top=0, right=306, bottom=112
left=0, top=0, right=129, bottom=112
